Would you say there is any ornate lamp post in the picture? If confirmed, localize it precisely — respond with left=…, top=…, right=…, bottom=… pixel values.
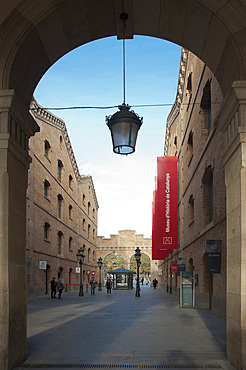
left=76, top=247, right=85, bottom=296
left=97, top=257, right=103, bottom=291
left=135, top=247, right=141, bottom=297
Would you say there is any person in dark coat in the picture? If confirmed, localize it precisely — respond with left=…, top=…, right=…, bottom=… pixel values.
left=56, top=278, right=64, bottom=299
left=50, top=277, right=57, bottom=298
left=90, top=278, right=97, bottom=295
left=153, top=278, right=158, bottom=289
left=106, top=277, right=112, bottom=295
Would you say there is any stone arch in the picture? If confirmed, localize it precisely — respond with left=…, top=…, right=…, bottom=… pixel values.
left=1, top=1, right=246, bottom=369
left=1, top=0, right=246, bottom=117
left=103, top=252, right=127, bottom=273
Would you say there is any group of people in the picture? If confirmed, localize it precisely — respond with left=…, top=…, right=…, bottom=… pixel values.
left=50, top=276, right=158, bottom=298
left=50, top=277, right=64, bottom=299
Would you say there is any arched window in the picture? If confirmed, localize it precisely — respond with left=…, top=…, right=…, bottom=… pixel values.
left=88, top=202, right=91, bottom=216
left=188, top=258, right=194, bottom=272
left=69, top=205, right=73, bottom=219
left=44, top=140, right=51, bottom=158
left=88, top=224, right=91, bottom=239
left=88, top=248, right=91, bottom=263
left=57, top=194, right=63, bottom=219
left=188, top=194, right=194, bottom=225
left=57, top=160, right=63, bottom=182
left=58, top=231, right=63, bottom=254
left=187, top=130, right=194, bottom=166
left=82, top=194, right=85, bottom=206
left=186, top=72, right=192, bottom=110
left=82, top=218, right=85, bottom=230
left=68, top=236, right=73, bottom=250
left=69, top=175, right=73, bottom=189
left=44, top=222, right=50, bottom=240
left=44, top=179, right=50, bottom=198
left=200, top=79, right=212, bottom=140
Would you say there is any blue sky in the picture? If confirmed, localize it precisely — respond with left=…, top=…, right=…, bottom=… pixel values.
left=34, top=35, right=181, bottom=238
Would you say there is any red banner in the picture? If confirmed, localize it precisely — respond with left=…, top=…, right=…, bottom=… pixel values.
left=152, top=156, right=178, bottom=260
left=171, top=261, right=178, bottom=273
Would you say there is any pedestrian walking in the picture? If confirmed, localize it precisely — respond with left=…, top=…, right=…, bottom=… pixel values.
left=106, top=277, right=112, bottom=295
left=90, top=278, right=97, bottom=295
left=50, top=277, right=57, bottom=298
left=56, top=278, right=64, bottom=299
left=153, top=278, right=158, bottom=289
left=141, top=277, right=144, bottom=285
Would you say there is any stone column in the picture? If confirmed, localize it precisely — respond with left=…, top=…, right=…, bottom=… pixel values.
left=0, top=90, right=39, bottom=369
left=216, top=81, right=246, bottom=370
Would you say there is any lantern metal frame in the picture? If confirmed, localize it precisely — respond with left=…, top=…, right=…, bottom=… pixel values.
left=97, top=257, right=103, bottom=291
left=135, top=247, right=141, bottom=297
left=76, top=247, right=85, bottom=296
left=105, top=12, right=143, bottom=155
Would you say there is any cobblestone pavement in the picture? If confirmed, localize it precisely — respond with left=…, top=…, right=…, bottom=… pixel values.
left=15, top=285, right=235, bottom=370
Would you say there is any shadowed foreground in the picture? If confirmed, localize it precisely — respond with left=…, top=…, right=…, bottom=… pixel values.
left=16, top=285, right=235, bottom=370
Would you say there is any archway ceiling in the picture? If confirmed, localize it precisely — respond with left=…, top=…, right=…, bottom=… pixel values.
left=1, top=0, right=246, bottom=110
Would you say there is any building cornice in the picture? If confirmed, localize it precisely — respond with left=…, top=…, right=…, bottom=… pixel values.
left=164, top=49, right=188, bottom=155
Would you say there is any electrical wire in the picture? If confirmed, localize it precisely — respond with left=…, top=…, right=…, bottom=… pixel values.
left=33, top=102, right=223, bottom=111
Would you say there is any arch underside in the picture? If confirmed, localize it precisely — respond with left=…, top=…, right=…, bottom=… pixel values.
left=0, top=0, right=246, bottom=115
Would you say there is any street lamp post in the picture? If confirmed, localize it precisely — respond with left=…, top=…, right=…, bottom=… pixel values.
left=97, top=257, right=103, bottom=291
left=76, top=247, right=85, bottom=296
left=135, top=247, right=141, bottom=297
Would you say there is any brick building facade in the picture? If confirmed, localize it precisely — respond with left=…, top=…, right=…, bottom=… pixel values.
left=160, top=49, right=226, bottom=318
left=26, top=100, right=99, bottom=297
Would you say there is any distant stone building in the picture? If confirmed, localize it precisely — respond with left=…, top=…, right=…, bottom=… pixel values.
left=26, top=100, right=99, bottom=297
left=97, top=230, right=158, bottom=279
left=160, top=49, right=226, bottom=318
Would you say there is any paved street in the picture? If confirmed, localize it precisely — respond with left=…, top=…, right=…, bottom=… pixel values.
left=16, top=285, right=235, bottom=370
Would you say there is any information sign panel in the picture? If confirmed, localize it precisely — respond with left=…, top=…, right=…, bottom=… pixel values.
left=76, top=267, right=80, bottom=274
left=177, top=257, right=186, bottom=276
left=39, top=261, right=47, bottom=270
left=180, top=271, right=194, bottom=308
left=206, top=240, right=221, bottom=273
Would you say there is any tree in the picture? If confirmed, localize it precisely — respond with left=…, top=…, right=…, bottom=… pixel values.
left=104, top=253, right=124, bottom=274
left=130, top=253, right=151, bottom=275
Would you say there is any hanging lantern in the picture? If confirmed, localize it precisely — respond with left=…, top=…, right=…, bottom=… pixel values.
left=106, top=103, right=143, bottom=155
left=106, top=13, right=143, bottom=155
